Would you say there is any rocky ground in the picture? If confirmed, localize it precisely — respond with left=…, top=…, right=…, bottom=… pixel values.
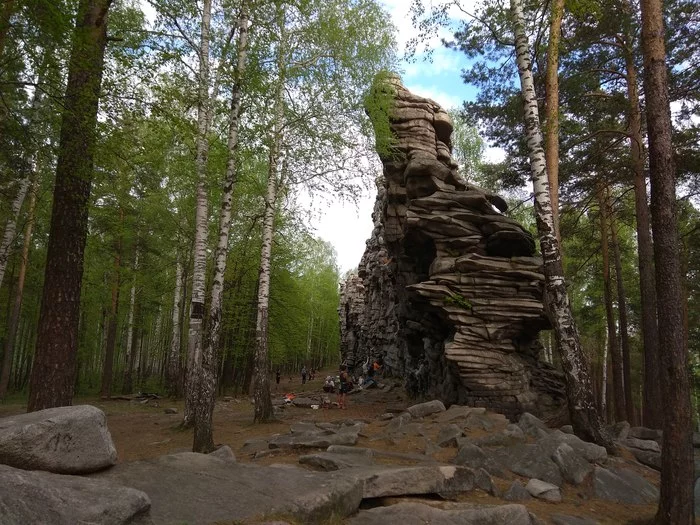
left=0, top=374, right=697, bottom=524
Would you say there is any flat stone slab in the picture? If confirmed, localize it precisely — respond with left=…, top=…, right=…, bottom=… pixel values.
left=299, top=451, right=374, bottom=471
left=346, top=501, right=536, bottom=525
left=526, top=478, right=562, bottom=502
left=93, top=452, right=362, bottom=524
left=592, top=466, right=659, bottom=505
left=0, top=464, right=151, bottom=525
left=344, top=465, right=475, bottom=498
left=0, top=405, right=117, bottom=474
left=406, top=400, right=446, bottom=418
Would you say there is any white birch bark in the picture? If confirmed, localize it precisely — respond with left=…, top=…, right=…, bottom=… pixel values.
left=167, top=257, right=183, bottom=397
left=0, top=176, right=30, bottom=290
left=253, top=6, right=286, bottom=423
left=510, top=0, right=612, bottom=449
left=192, top=2, right=250, bottom=451
left=184, top=0, right=213, bottom=427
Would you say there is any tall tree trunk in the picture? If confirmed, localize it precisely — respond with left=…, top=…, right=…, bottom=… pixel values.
left=27, top=0, right=112, bottom=412
left=597, top=183, right=626, bottom=422
left=183, top=0, right=212, bottom=427
left=0, top=175, right=38, bottom=399
left=100, top=219, right=122, bottom=399
left=166, top=257, right=183, bottom=398
left=0, top=174, right=29, bottom=290
left=640, top=0, right=694, bottom=521
left=623, top=46, right=661, bottom=429
left=610, top=206, right=634, bottom=424
left=544, top=0, right=564, bottom=240
left=510, top=0, right=613, bottom=450
left=121, top=249, right=138, bottom=394
left=253, top=8, right=286, bottom=424
left=193, top=3, right=250, bottom=452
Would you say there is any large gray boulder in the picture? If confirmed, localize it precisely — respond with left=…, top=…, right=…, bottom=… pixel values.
left=0, top=464, right=151, bottom=525
left=299, top=451, right=374, bottom=471
left=494, top=443, right=563, bottom=487
left=407, top=400, right=446, bottom=418
left=551, top=442, right=592, bottom=485
left=94, top=452, right=362, bottom=524
left=592, top=466, right=659, bottom=505
left=344, top=465, right=476, bottom=498
left=526, top=478, right=562, bottom=502
left=0, top=405, right=117, bottom=474
left=346, top=501, right=537, bottom=525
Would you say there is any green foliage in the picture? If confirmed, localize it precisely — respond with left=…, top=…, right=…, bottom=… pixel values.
left=444, top=292, right=472, bottom=310
left=364, top=70, right=400, bottom=159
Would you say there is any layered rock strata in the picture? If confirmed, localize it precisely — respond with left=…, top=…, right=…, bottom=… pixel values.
left=340, top=76, right=566, bottom=422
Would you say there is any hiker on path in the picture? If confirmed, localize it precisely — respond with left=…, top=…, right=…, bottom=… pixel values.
left=301, top=366, right=307, bottom=384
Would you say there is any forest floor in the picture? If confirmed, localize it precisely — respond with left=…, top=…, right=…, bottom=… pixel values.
left=0, top=370, right=683, bottom=524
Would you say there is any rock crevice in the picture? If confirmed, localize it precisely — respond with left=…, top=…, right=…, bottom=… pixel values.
left=340, top=77, right=566, bottom=422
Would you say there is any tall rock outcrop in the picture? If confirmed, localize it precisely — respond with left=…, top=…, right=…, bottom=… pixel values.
left=340, top=76, right=567, bottom=423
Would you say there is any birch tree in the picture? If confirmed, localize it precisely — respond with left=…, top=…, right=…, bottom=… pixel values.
left=510, top=0, right=612, bottom=449
left=193, top=0, right=250, bottom=452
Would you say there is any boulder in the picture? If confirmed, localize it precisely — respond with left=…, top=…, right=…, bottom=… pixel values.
left=0, top=464, right=151, bottom=525
left=209, top=445, right=235, bottom=462
left=0, top=405, right=117, bottom=474
left=453, top=441, right=505, bottom=477
left=518, top=412, right=550, bottom=438
left=406, top=400, right=446, bottom=418
left=436, top=424, right=463, bottom=447
left=551, top=515, right=600, bottom=525
left=299, top=451, right=374, bottom=471
left=525, top=478, right=562, bottom=502
left=495, top=443, right=563, bottom=487
left=94, top=452, right=363, bottom=524
left=344, top=465, right=475, bottom=498
left=346, top=502, right=536, bottom=525
left=436, top=405, right=473, bottom=423
left=623, top=437, right=661, bottom=453
left=608, top=421, right=631, bottom=440
left=504, top=480, right=532, bottom=501
left=628, top=426, right=662, bottom=441
left=592, top=466, right=659, bottom=505
left=551, top=442, right=592, bottom=485
left=632, top=449, right=661, bottom=471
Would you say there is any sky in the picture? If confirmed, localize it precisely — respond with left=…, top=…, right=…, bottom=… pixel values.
left=312, top=0, right=487, bottom=272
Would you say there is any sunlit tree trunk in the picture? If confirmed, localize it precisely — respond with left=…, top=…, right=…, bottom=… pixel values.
left=0, top=175, right=38, bottom=399
left=27, top=0, right=113, bottom=411
left=640, top=0, right=694, bottom=520
left=597, top=183, right=626, bottom=422
left=166, top=257, right=183, bottom=398
left=510, top=0, right=612, bottom=449
left=183, top=0, right=212, bottom=427
left=121, top=249, right=139, bottom=394
left=544, top=0, right=564, bottom=241
left=623, top=44, right=661, bottom=429
left=610, top=206, right=634, bottom=424
left=253, top=6, right=286, bottom=424
left=194, top=2, right=250, bottom=452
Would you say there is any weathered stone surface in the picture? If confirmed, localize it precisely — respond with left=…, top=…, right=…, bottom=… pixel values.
left=628, top=427, right=662, bottom=441
left=494, top=443, right=563, bottom=487
left=0, top=464, right=151, bottom=525
left=0, top=405, right=117, bottom=474
left=299, top=451, right=374, bottom=471
left=504, top=480, right=532, bottom=501
left=551, top=442, right=592, bottom=485
left=345, top=465, right=475, bottom=498
left=453, top=441, right=505, bottom=477
left=608, top=421, right=630, bottom=440
left=346, top=502, right=536, bottom=525
left=407, top=400, right=446, bottom=418
left=518, top=412, right=550, bottom=438
left=632, top=449, right=661, bottom=471
left=541, top=430, right=608, bottom=463
left=551, top=514, right=600, bottom=525
left=437, top=424, right=463, bottom=447
left=526, top=478, right=562, bottom=502
left=94, top=452, right=363, bottom=524
left=592, top=466, right=659, bottom=505
left=623, top=437, right=661, bottom=453
left=209, top=445, right=236, bottom=462
left=339, top=77, right=567, bottom=423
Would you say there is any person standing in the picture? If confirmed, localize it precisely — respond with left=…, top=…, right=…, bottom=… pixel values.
left=337, top=364, right=350, bottom=409
left=275, top=369, right=281, bottom=390
left=301, top=365, right=307, bottom=384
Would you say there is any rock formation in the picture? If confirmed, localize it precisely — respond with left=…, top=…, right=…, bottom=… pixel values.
left=340, top=76, right=567, bottom=423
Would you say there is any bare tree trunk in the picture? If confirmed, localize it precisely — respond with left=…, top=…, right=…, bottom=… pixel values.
left=623, top=46, right=661, bottom=429
left=544, top=0, right=564, bottom=241
left=166, top=257, right=183, bottom=398
left=610, top=207, right=634, bottom=424
left=27, top=0, right=113, bottom=411
left=183, top=0, right=212, bottom=427
left=121, top=249, right=138, bottom=394
left=510, top=0, right=612, bottom=449
left=0, top=175, right=38, bottom=399
left=193, top=3, right=250, bottom=452
left=640, top=0, right=694, bottom=521
left=0, top=174, right=30, bottom=290
left=597, top=183, right=626, bottom=422
left=100, top=210, right=122, bottom=399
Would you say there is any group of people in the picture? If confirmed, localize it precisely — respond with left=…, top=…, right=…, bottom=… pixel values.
left=274, top=356, right=384, bottom=409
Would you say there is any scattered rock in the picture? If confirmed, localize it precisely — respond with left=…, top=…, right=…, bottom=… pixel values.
left=518, top=412, right=550, bottom=438
left=0, top=464, right=151, bottom=525
left=551, top=442, right=592, bottom=485
left=346, top=501, right=536, bottom=525
left=592, top=466, right=659, bottom=505
left=504, top=480, right=532, bottom=501
left=608, top=421, right=630, bottom=440
left=495, top=443, right=563, bottom=487
left=632, top=449, right=661, bottom=471
left=526, top=478, right=562, bottom=502
left=453, top=441, right=504, bottom=477
left=623, top=437, right=661, bottom=453
left=163, top=408, right=178, bottom=414
left=436, top=405, right=472, bottom=423
left=436, top=424, right=463, bottom=447
left=345, top=465, right=475, bottom=498
left=0, top=405, right=117, bottom=474
left=473, top=467, right=499, bottom=496
left=406, top=400, right=446, bottom=418
left=560, top=425, right=574, bottom=435
left=299, top=451, right=373, bottom=471
left=628, top=426, right=662, bottom=441
left=551, top=514, right=600, bottom=525
left=209, top=445, right=235, bottom=462
left=239, top=438, right=269, bottom=456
